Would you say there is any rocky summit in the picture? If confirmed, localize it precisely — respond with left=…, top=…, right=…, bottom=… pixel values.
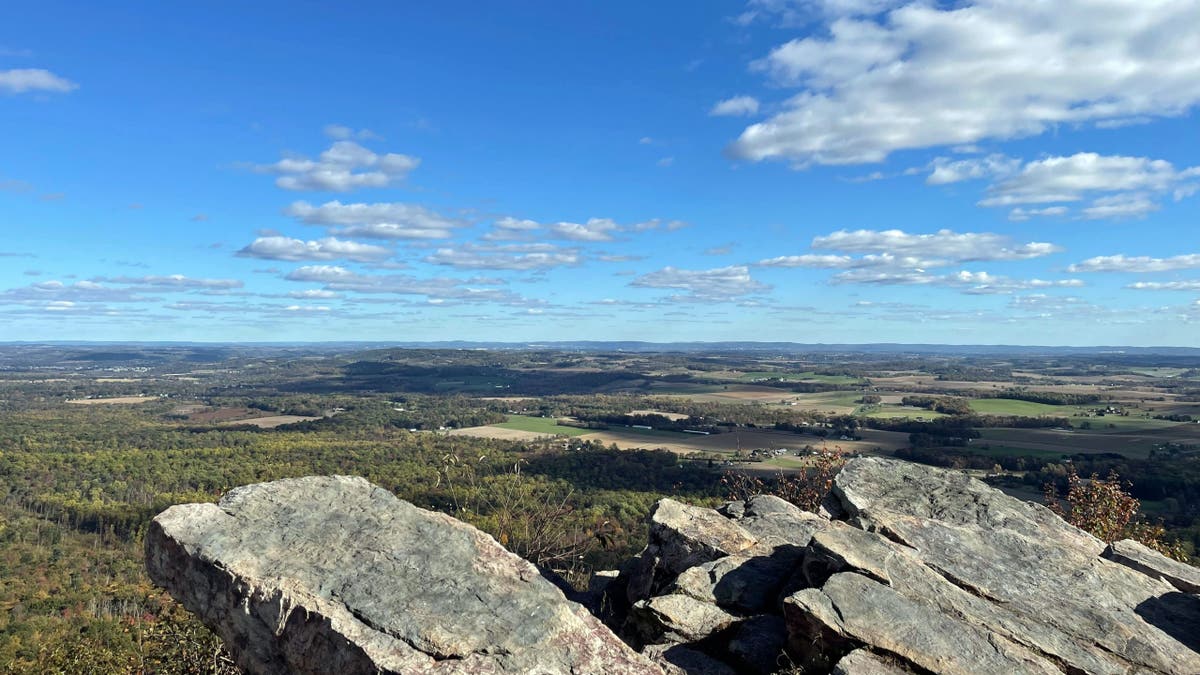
left=145, top=475, right=660, bottom=675
left=147, top=459, right=1200, bottom=675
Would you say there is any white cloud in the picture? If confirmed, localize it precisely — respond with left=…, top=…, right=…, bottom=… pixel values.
left=831, top=268, right=1083, bottom=294
left=926, top=154, right=1020, bottom=185
left=549, top=218, right=622, bottom=242
left=1068, top=254, right=1200, bottom=273
left=710, top=95, right=761, bottom=117
left=727, top=1, right=1200, bottom=165
left=980, top=153, right=1188, bottom=206
left=255, top=141, right=419, bottom=192
left=284, top=200, right=466, bottom=239
left=480, top=217, right=542, bottom=241
left=1126, top=281, right=1200, bottom=291
left=1080, top=193, right=1159, bottom=220
left=425, top=243, right=580, bottom=271
left=631, top=265, right=770, bottom=301
left=323, top=124, right=381, bottom=141
left=283, top=265, right=539, bottom=306
left=0, top=68, right=77, bottom=94
left=236, top=236, right=392, bottom=262
left=0, top=280, right=147, bottom=304
left=657, top=156, right=675, bottom=167
left=758, top=252, right=935, bottom=269
left=98, top=274, right=244, bottom=290
left=288, top=289, right=341, bottom=299
left=811, top=229, right=1060, bottom=262
left=1008, top=206, right=1068, bottom=221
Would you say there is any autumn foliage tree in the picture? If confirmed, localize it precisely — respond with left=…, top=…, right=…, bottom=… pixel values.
left=1043, top=466, right=1188, bottom=562
left=722, top=445, right=846, bottom=512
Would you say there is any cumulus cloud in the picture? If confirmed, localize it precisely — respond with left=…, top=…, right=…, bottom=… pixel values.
left=1068, top=254, right=1200, bottom=273
left=926, top=155, right=1021, bottom=185
left=727, top=0, right=1200, bottom=165
left=710, top=95, right=760, bottom=117
left=1008, top=206, right=1068, bottom=222
left=0, top=280, right=148, bottom=304
left=255, top=141, right=419, bottom=192
left=831, top=269, right=1084, bottom=294
left=283, top=265, right=539, bottom=306
left=921, top=152, right=1199, bottom=220
left=288, top=289, right=341, bottom=299
left=323, top=124, right=381, bottom=141
left=0, top=68, right=77, bottom=94
left=1079, top=194, right=1160, bottom=220
left=236, top=236, right=392, bottom=262
left=810, top=229, right=1060, bottom=262
left=549, top=218, right=623, bottom=242
left=96, top=274, right=244, bottom=290
left=1126, top=281, right=1200, bottom=291
left=284, top=200, right=466, bottom=239
left=424, top=243, right=580, bottom=271
left=631, top=265, right=770, bottom=301
left=979, top=153, right=1194, bottom=206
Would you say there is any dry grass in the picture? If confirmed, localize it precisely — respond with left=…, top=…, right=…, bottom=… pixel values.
left=629, top=409, right=690, bottom=420
left=447, top=426, right=557, bottom=441
left=219, top=415, right=321, bottom=428
left=576, top=427, right=907, bottom=457
left=67, top=396, right=154, bottom=405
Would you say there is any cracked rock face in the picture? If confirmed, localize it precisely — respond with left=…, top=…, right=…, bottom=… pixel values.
left=145, top=475, right=661, bottom=675
left=147, top=460, right=1200, bottom=675
left=614, top=458, right=1200, bottom=674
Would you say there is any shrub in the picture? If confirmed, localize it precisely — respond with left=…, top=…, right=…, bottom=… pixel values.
left=1043, top=466, right=1188, bottom=562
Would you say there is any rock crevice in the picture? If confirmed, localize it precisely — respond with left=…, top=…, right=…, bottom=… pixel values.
left=147, top=460, right=1200, bottom=674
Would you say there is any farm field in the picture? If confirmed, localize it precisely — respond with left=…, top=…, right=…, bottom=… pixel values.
left=491, top=415, right=592, bottom=437
left=968, top=399, right=1083, bottom=416
left=574, top=426, right=908, bottom=458
left=447, top=426, right=554, bottom=441
left=861, top=405, right=948, bottom=420
left=628, top=409, right=690, bottom=420
left=219, top=414, right=322, bottom=428
left=722, top=370, right=864, bottom=385
left=66, top=395, right=155, bottom=405
left=977, top=424, right=1199, bottom=459
left=646, top=382, right=798, bottom=404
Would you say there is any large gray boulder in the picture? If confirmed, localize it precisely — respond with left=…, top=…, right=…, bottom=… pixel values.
left=617, top=458, right=1200, bottom=674
left=145, top=475, right=661, bottom=675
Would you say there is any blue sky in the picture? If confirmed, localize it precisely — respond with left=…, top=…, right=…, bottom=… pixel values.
left=2, top=0, right=1199, bottom=345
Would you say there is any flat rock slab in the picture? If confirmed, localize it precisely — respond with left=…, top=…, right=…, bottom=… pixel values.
left=828, top=459, right=1200, bottom=674
left=146, top=475, right=661, bottom=675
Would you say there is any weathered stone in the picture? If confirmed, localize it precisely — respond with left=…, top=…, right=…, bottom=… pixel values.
left=736, top=495, right=828, bottom=547
left=785, top=572, right=1061, bottom=674
left=829, top=458, right=1200, bottom=674
left=726, top=615, right=788, bottom=674
left=669, top=546, right=803, bottom=613
left=629, top=593, right=737, bottom=644
left=625, top=498, right=758, bottom=604
left=640, top=643, right=737, bottom=675
left=831, top=648, right=912, bottom=675
left=1104, top=538, right=1200, bottom=594
left=146, top=476, right=661, bottom=675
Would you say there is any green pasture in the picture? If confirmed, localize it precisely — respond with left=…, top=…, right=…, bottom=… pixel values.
left=493, top=415, right=591, bottom=437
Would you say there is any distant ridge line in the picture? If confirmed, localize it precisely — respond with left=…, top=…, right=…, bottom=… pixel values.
left=2, top=340, right=1199, bottom=356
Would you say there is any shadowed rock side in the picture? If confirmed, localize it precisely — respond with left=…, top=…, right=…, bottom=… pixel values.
left=147, top=461, right=1200, bottom=675
left=144, top=475, right=661, bottom=675
left=606, top=458, right=1200, bottom=674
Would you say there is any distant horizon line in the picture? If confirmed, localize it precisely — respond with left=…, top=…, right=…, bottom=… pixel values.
left=2, top=340, right=1198, bottom=353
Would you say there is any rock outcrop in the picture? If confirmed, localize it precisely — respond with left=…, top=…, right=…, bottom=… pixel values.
left=145, top=475, right=661, bottom=675
left=606, top=458, right=1200, bottom=674
left=147, top=460, right=1200, bottom=675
